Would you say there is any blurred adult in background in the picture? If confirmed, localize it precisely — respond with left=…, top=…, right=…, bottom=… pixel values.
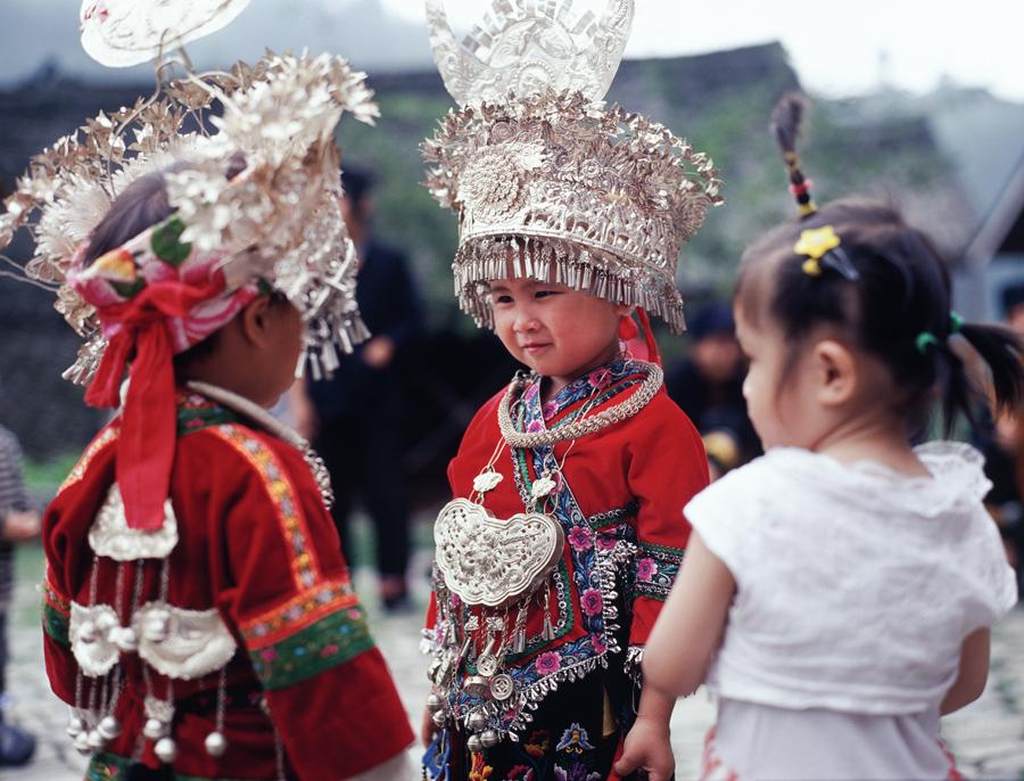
left=0, top=422, right=39, bottom=767
left=666, top=301, right=759, bottom=478
left=975, top=282, right=1024, bottom=593
left=291, top=168, right=424, bottom=611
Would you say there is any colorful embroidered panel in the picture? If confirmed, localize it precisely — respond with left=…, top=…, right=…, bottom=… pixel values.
left=87, top=751, right=249, bottom=781
left=177, top=393, right=238, bottom=436
left=42, top=576, right=70, bottom=648
left=634, top=541, right=684, bottom=600
left=207, top=425, right=321, bottom=591
left=240, top=577, right=359, bottom=649
left=248, top=604, right=375, bottom=690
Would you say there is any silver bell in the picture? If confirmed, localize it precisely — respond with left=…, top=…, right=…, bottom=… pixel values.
left=431, top=709, right=447, bottom=728
left=204, top=730, right=227, bottom=758
left=87, top=729, right=106, bottom=750
left=143, top=717, right=167, bottom=740
left=66, top=715, right=85, bottom=738
left=426, top=693, right=444, bottom=713
left=97, top=715, right=122, bottom=740
left=466, top=711, right=487, bottom=733
left=73, top=730, right=92, bottom=755
left=154, top=736, right=178, bottom=764
left=480, top=729, right=500, bottom=749
left=466, top=734, right=483, bottom=753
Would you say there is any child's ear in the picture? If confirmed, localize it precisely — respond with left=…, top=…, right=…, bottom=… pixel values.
left=813, top=339, right=857, bottom=407
left=239, top=295, right=274, bottom=347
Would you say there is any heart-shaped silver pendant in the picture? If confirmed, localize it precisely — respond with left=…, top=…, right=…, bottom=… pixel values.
left=434, top=498, right=565, bottom=608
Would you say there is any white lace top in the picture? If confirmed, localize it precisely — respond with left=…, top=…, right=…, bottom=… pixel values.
left=686, top=442, right=1017, bottom=715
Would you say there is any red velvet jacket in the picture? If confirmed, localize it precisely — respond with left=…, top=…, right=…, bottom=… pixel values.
left=42, top=394, right=414, bottom=780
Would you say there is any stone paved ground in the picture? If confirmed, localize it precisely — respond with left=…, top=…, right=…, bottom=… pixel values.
left=4, top=540, right=1023, bottom=780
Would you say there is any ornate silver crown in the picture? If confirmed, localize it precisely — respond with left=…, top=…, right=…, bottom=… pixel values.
left=422, top=0, right=723, bottom=331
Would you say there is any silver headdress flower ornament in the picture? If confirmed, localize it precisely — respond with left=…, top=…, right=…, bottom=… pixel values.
left=0, top=0, right=377, bottom=531
left=422, top=0, right=724, bottom=333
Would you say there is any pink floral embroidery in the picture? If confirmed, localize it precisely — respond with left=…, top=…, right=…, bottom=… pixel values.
left=568, top=525, right=593, bottom=551
left=542, top=401, right=558, bottom=420
left=580, top=588, right=604, bottom=617
left=527, top=419, right=544, bottom=433
left=320, top=643, right=339, bottom=658
left=588, top=368, right=612, bottom=390
left=596, top=535, right=618, bottom=551
left=590, top=633, right=608, bottom=654
left=636, top=557, right=658, bottom=582
left=261, top=648, right=278, bottom=661
left=535, top=651, right=561, bottom=675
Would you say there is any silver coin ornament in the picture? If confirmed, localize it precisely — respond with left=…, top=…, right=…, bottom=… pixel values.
left=204, top=731, right=227, bottom=757
left=467, top=711, right=487, bottom=733
left=489, top=674, right=514, bottom=701
left=466, top=734, right=483, bottom=753
left=480, top=729, right=500, bottom=749
left=155, top=736, right=178, bottom=763
left=143, top=718, right=167, bottom=740
left=98, top=715, right=122, bottom=740
left=476, top=654, right=499, bottom=678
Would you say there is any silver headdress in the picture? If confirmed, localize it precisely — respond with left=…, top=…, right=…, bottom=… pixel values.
left=1, top=1, right=377, bottom=383
left=422, top=0, right=723, bottom=332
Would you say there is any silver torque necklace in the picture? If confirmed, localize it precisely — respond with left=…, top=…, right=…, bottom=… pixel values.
left=185, top=381, right=335, bottom=509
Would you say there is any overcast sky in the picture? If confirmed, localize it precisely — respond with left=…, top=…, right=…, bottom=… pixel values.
left=385, top=0, right=1024, bottom=100
left=1, top=0, right=1021, bottom=101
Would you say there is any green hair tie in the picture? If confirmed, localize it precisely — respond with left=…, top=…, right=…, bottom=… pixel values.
left=950, top=311, right=964, bottom=334
left=916, top=331, right=939, bottom=355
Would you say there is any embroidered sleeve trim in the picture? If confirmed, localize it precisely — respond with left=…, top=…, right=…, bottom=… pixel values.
left=240, top=577, right=360, bottom=649
left=634, top=541, right=685, bottom=601
left=206, top=425, right=323, bottom=591
left=58, top=425, right=119, bottom=495
left=43, top=600, right=70, bottom=647
left=249, top=603, right=376, bottom=690
left=587, top=501, right=639, bottom=531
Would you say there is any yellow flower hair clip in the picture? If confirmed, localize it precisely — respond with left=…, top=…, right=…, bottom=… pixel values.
left=793, top=225, right=858, bottom=281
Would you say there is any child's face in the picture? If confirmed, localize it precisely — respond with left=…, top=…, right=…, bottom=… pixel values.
left=489, top=278, right=626, bottom=382
left=735, top=304, right=821, bottom=450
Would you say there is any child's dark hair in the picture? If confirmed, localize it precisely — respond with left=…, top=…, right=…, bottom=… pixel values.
left=736, top=95, right=1024, bottom=434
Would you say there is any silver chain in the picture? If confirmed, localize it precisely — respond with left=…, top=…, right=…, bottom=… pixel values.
left=497, top=361, right=664, bottom=448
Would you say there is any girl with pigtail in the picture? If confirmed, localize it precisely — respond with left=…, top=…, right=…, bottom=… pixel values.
left=642, top=93, right=1022, bottom=779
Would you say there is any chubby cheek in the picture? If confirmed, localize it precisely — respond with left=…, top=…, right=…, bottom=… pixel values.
left=742, top=367, right=779, bottom=447
left=491, top=310, right=526, bottom=363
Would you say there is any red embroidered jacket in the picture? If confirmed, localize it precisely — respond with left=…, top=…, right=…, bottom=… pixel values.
left=42, top=398, right=414, bottom=780
left=424, top=361, right=709, bottom=737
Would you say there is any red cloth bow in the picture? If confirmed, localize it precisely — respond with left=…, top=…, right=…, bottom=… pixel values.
left=86, top=277, right=227, bottom=531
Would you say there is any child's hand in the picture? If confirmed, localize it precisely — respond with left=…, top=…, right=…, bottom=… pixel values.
left=614, top=715, right=675, bottom=781
left=421, top=705, right=437, bottom=747
left=2, top=510, right=40, bottom=542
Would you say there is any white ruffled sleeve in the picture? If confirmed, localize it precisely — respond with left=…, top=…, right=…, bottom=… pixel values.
left=962, top=504, right=1018, bottom=633
left=684, top=453, right=774, bottom=584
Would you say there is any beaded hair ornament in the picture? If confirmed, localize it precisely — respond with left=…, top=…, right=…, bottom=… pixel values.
left=771, top=93, right=859, bottom=283
left=771, top=92, right=962, bottom=356
left=422, top=0, right=724, bottom=333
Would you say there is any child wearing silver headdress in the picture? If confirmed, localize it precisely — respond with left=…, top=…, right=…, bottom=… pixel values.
left=2, top=3, right=414, bottom=778
left=418, top=2, right=723, bottom=778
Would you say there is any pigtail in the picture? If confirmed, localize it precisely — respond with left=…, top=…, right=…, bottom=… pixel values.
left=771, top=92, right=816, bottom=218
left=957, top=322, right=1024, bottom=413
